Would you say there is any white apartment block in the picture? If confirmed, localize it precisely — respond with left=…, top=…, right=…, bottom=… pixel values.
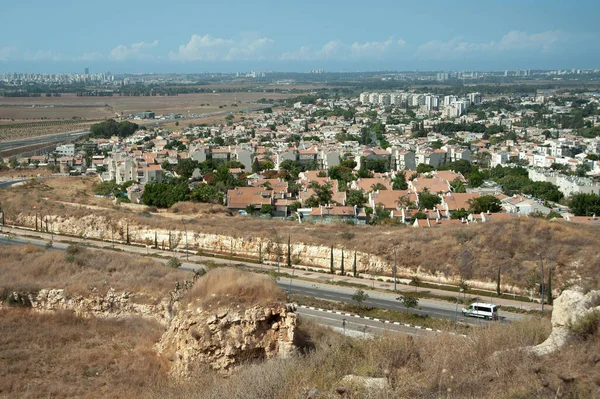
left=529, top=168, right=600, bottom=197
left=378, top=93, right=391, bottom=106
left=55, top=144, right=76, bottom=157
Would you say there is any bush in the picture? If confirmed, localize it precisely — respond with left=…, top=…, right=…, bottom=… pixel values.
left=569, top=310, right=600, bottom=339
left=167, top=257, right=182, bottom=269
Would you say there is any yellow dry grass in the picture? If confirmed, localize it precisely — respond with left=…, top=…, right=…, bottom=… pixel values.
left=183, top=268, right=286, bottom=309
left=0, top=308, right=168, bottom=399
left=0, top=244, right=190, bottom=301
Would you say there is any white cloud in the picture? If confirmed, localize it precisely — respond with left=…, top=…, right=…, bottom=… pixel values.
left=0, top=46, right=19, bottom=61
left=416, top=30, right=565, bottom=60
left=169, top=34, right=273, bottom=61
left=280, top=37, right=406, bottom=61
left=109, top=40, right=158, bottom=60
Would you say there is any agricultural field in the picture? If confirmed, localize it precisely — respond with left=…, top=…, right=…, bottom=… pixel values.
left=0, top=91, right=295, bottom=123
left=0, top=91, right=297, bottom=142
left=0, top=119, right=100, bottom=142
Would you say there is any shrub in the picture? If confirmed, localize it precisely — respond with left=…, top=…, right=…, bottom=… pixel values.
left=569, top=310, right=600, bottom=339
left=167, top=257, right=182, bottom=269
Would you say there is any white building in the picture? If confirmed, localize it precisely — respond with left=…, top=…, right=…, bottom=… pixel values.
left=55, top=144, right=75, bottom=157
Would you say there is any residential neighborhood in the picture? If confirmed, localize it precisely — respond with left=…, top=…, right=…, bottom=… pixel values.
left=5, top=87, right=600, bottom=227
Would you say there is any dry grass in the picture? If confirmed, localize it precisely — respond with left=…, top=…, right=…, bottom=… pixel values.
left=0, top=244, right=191, bottom=302
left=4, top=178, right=600, bottom=292
left=148, top=316, right=593, bottom=399
left=0, top=308, right=168, bottom=399
left=183, top=268, right=286, bottom=309
left=0, top=119, right=99, bottom=141
left=0, top=91, right=292, bottom=128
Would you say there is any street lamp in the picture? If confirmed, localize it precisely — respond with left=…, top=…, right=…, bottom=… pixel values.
left=453, top=288, right=464, bottom=330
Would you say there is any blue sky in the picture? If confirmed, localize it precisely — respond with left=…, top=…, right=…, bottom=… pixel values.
left=2, top=0, right=599, bottom=73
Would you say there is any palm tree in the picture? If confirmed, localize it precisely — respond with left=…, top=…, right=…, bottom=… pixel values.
left=395, top=194, right=415, bottom=209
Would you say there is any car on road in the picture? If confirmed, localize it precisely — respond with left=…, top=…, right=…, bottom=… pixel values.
left=461, top=302, right=499, bottom=320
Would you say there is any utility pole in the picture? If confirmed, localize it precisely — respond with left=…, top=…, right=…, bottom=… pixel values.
left=453, top=288, right=464, bottom=330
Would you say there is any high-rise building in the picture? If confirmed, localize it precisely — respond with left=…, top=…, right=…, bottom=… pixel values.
left=468, top=92, right=482, bottom=105
left=85, top=68, right=89, bottom=75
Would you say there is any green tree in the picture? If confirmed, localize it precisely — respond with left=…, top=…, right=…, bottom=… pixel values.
left=467, top=195, right=502, bottom=213
left=340, top=250, right=344, bottom=276
left=371, top=182, right=387, bottom=191
left=450, top=178, right=466, bottom=193
left=370, top=204, right=391, bottom=224
left=547, top=267, right=553, bottom=305
left=189, top=184, right=223, bottom=204
left=142, top=182, right=190, bottom=208
left=175, top=158, right=200, bottom=179
left=468, top=169, right=485, bottom=188
left=397, top=293, right=419, bottom=309
left=260, top=204, right=274, bottom=214
left=418, top=188, right=441, bottom=210
left=346, top=190, right=367, bottom=207
left=392, top=171, right=408, bottom=190
left=416, top=163, right=435, bottom=174
left=569, top=193, right=600, bottom=216
left=167, top=257, right=182, bottom=268
left=287, top=235, right=292, bottom=267
left=497, top=266, right=501, bottom=296
left=330, top=245, right=334, bottom=274
left=352, top=289, right=369, bottom=307
left=89, top=119, right=138, bottom=139
left=352, top=250, right=357, bottom=277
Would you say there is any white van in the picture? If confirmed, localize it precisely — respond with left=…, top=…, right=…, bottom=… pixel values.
left=461, top=303, right=499, bottom=321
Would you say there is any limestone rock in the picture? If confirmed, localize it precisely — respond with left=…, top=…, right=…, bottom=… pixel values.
left=156, top=303, right=297, bottom=377
left=340, top=375, right=389, bottom=391
left=529, top=288, right=600, bottom=356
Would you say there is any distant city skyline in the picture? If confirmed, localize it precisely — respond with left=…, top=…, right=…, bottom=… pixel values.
left=2, top=0, right=600, bottom=73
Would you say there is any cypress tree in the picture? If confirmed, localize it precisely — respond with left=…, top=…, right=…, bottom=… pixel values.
left=287, top=235, right=291, bottom=267
left=258, top=241, right=262, bottom=264
left=35, top=213, right=38, bottom=231
left=496, top=266, right=501, bottom=296
left=352, top=250, right=357, bottom=277
left=168, top=231, right=172, bottom=251
left=547, top=267, right=553, bottom=305
left=340, top=250, right=344, bottom=276
left=126, top=223, right=130, bottom=245
left=154, top=231, right=158, bottom=249
left=330, top=245, right=334, bottom=274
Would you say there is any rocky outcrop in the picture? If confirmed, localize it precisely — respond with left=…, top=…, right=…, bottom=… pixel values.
left=27, top=271, right=202, bottom=326
left=156, top=303, right=297, bottom=377
left=30, top=288, right=174, bottom=326
left=529, top=288, right=600, bottom=356
left=340, top=374, right=389, bottom=391
left=16, top=213, right=513, bottom=292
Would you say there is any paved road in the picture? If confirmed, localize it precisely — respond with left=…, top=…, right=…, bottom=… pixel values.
left=0, top=231, right=520, bottom=327
left=294, top=307, right=437, bottom=338
left=0, top=233, right=443, bottom=337
left=0, top=130, right=90, bottom=152
left=0, top=179, right=26, bottom=188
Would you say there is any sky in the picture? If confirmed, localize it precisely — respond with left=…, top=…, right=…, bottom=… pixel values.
left=2, top=0, right=600, bottom=74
